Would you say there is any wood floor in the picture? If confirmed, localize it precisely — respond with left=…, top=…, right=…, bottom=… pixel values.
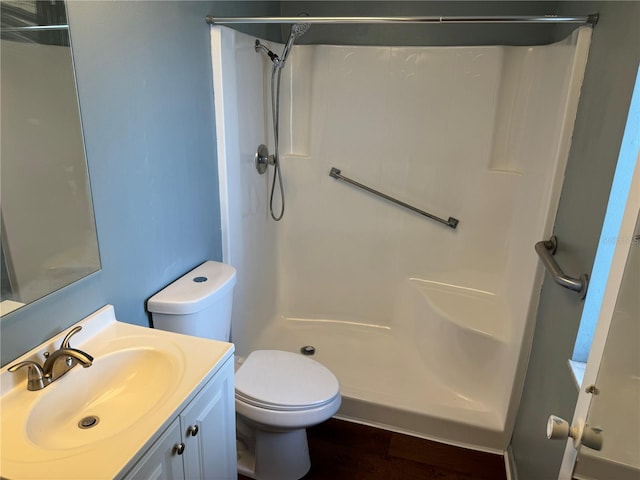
left=239, top=418, right=507, bottom=480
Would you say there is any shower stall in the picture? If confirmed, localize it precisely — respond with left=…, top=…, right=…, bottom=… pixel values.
left=210, top=17, right=592, bottom=451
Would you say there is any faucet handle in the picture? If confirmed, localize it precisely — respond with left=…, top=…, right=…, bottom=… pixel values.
left=61, top=325, right=83, bottom=348
left=8, top=361, right=47, bottom=391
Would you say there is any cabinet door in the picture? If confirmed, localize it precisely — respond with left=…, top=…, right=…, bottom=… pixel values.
left=124, top=418, right=184, bottom=480
left=181, top=358, right=236, bottom=480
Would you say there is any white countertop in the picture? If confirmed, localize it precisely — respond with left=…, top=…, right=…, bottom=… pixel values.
left=0, top=305, right=234, bottom=479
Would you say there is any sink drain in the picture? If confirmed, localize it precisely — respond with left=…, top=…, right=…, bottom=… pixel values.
left=78, top=415, right=100, bottom=429
left=300, top=345, right=316, bottom=356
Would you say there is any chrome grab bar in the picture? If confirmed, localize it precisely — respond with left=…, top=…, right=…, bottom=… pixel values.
left=329, top=167, right=459, bottom=229
left=535, top=236, right=589, bottom=299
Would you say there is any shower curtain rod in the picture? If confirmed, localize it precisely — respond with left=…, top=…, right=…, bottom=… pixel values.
left=1, top=25, right=69, bottom=32
left=205, top=14, right=598, bottom=26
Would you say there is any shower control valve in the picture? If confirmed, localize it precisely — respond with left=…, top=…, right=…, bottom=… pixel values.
left=255, top=144, right=275, bottom=174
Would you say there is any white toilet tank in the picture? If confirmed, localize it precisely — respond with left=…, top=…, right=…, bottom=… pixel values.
left=147, top=261, right=236, bottom=341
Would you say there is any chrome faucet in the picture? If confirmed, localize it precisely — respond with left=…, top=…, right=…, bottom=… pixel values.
left=8, top=325, right=93, bottom=391
left=42, top=346, right=93, bottom=380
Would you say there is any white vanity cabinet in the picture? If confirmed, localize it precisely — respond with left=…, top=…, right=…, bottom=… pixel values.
left=180, top=357, right=236, bottom=479
left=124, top=418, right=184, bottom=480
left=123, top=357, right=236, bottom=480
left=0, top=307, right=236, bottom=480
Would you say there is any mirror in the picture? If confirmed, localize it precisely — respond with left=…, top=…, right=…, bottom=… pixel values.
left=0, top=1, right=100, bottom=316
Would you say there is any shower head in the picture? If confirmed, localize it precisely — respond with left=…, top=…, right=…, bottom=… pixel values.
left=290, top=21, right=311, bottom=39
left=278, top=15, right=310, bottom=68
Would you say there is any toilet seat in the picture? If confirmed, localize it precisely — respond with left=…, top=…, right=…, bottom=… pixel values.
left=235, top=391, right=338, bottom=412
left=235, top=350, right=340, bottom=411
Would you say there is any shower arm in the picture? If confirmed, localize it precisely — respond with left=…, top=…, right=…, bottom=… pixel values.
left=206, top=14, right=598, bottom=27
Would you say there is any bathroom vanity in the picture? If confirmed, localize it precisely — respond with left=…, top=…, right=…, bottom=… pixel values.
left=123, top=360, right=235, bottom=479
left=0, top=305, right=237, bottom=479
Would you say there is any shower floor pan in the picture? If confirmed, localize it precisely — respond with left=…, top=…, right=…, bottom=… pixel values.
left=248, top=317, right=507, bottom=452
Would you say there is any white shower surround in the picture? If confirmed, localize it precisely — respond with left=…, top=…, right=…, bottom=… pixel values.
left=211, top=26, right=591, bottom=451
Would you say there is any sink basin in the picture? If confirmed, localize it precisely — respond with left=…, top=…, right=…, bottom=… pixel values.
left=26, top=347, right=178, bottom=450
left=0, top=305, right=233, bottom=479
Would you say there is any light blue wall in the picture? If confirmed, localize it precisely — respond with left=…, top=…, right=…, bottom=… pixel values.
left=511, top=2, right=640, bottom=478
left=70, top=0, right=223, bottom=323
left=0, top=1, right=279, bottom=366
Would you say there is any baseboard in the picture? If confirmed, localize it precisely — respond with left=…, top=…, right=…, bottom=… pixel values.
left=505, top=446, right=518, bottom=480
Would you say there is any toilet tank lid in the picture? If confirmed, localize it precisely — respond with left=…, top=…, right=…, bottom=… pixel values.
left=147, top=261, right=236, bottom=315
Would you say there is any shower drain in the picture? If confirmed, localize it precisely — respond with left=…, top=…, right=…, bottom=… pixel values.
left=78, top=415, right=100, bottom=429
left=300, top=345, right=316, bottom=356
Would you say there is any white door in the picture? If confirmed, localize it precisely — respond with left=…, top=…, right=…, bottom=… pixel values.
left=554, top=66, right=640, bottom=479
left=571, top=207, right=639, bottom=480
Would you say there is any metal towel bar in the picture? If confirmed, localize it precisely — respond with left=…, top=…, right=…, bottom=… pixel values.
left=535, top=236, right=588, bottom=298
left=329, top=167, right=459, bottom=229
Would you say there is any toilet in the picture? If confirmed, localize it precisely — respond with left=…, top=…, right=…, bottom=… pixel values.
left=147, top=261, right=341, bottom=480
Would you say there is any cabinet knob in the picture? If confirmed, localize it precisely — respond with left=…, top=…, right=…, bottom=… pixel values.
left=187, top=425, right=199, bottom=437
left=173, top=442, right=185, bottom=455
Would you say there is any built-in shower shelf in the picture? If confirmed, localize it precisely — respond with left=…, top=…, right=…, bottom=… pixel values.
left=409, top=279, right=511, bottom=343
left=280, top=154, right=311, bottom=161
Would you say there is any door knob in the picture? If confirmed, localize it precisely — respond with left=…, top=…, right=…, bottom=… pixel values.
left=581, top=425, right=604, bottom=450
left=547, top=415, right=603, bottom=451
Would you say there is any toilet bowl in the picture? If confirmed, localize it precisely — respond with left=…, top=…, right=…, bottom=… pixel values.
left=147, top=261, right=341, bottom=480
left=234, top=350, right=341, bottom=479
